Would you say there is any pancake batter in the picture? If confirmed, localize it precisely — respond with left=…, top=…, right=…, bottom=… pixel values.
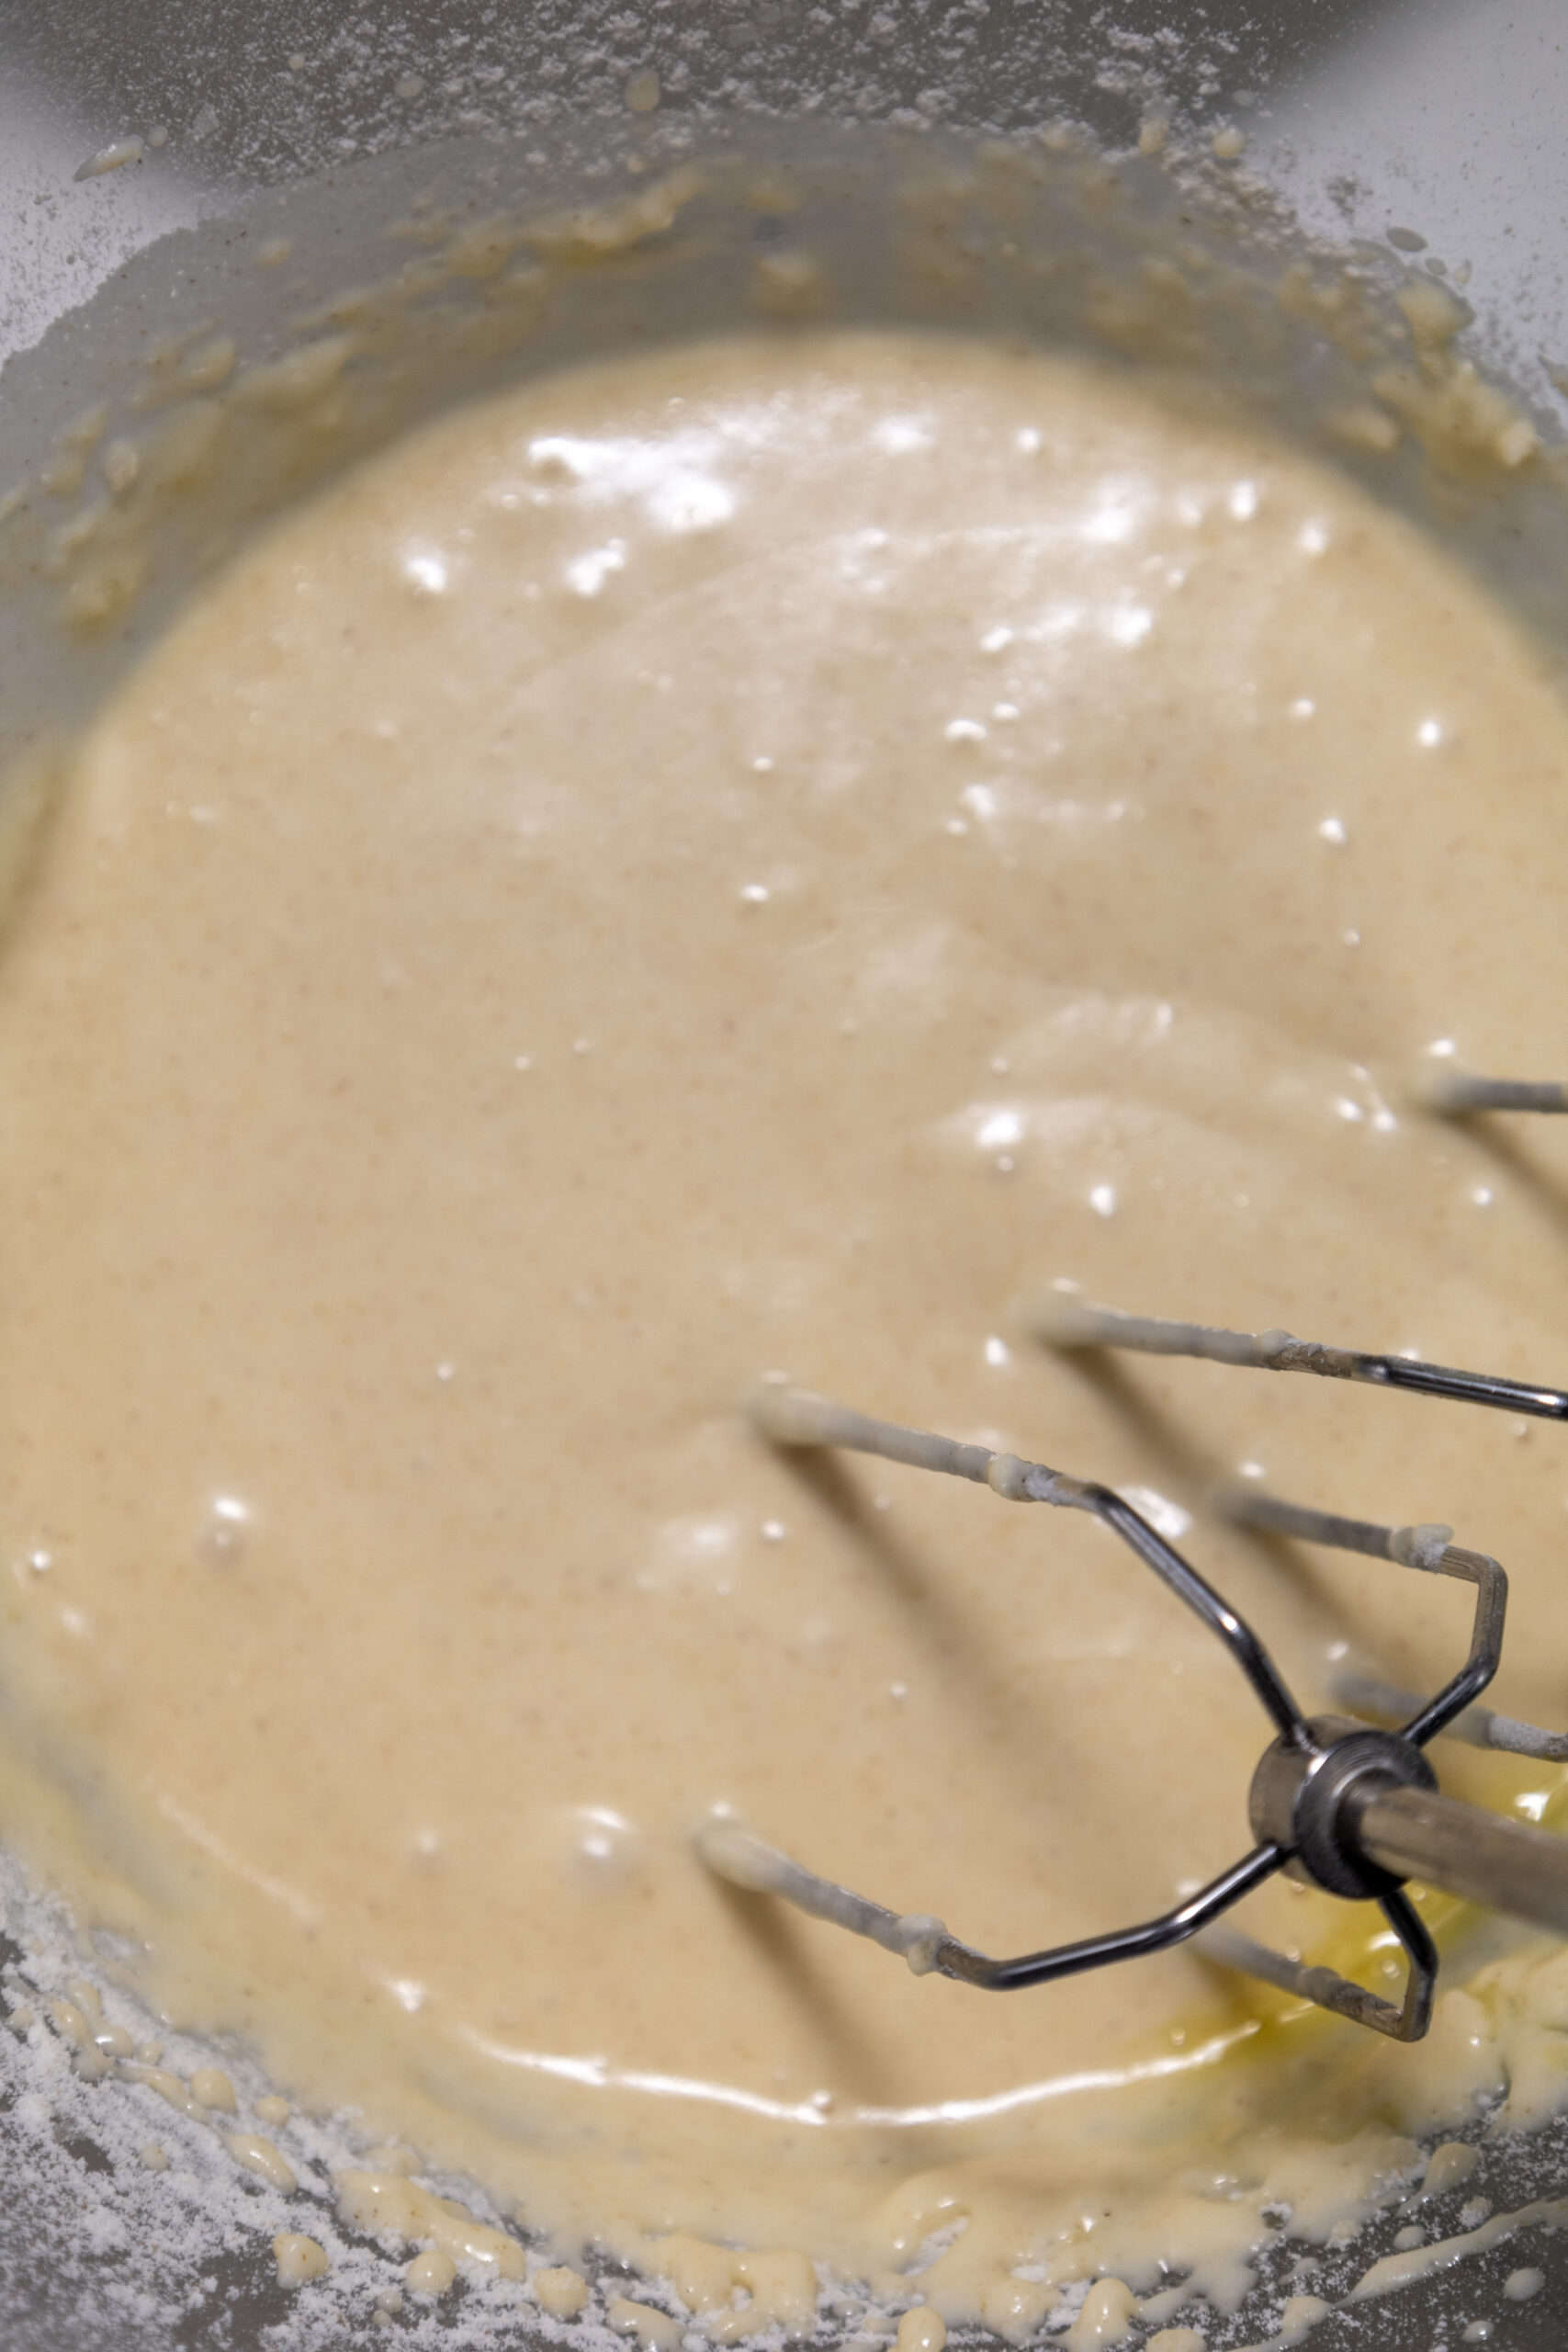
left=3, top=329, right=1568, bottom=2320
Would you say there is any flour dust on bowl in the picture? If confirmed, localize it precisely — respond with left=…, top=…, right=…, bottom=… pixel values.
left=5, top=8, right=1568, bottom=2351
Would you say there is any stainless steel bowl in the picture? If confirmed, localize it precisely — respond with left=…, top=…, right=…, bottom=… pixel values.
left=3, top=3, right=1567, bottom=2344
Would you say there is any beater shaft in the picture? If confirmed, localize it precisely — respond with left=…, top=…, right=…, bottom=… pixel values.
left=1355, top=1783, right=1568, bottom=1933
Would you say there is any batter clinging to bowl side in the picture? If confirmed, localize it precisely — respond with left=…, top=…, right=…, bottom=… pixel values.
left=2, top=327, right=1568, bottom=2321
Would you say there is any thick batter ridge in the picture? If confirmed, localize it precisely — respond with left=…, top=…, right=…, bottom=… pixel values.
left=3, top=331, right=1568, bottom=2315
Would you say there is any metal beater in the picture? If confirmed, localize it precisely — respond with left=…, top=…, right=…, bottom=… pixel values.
left=695, top=1069, right=1568, bottom=2042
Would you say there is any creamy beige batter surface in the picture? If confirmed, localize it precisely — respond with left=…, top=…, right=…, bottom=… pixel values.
left=4, top=329, right=1568, bottom=2315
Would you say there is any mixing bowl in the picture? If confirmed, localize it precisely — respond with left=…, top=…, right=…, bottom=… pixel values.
left=3, top=2, right=1568, bottom=2344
